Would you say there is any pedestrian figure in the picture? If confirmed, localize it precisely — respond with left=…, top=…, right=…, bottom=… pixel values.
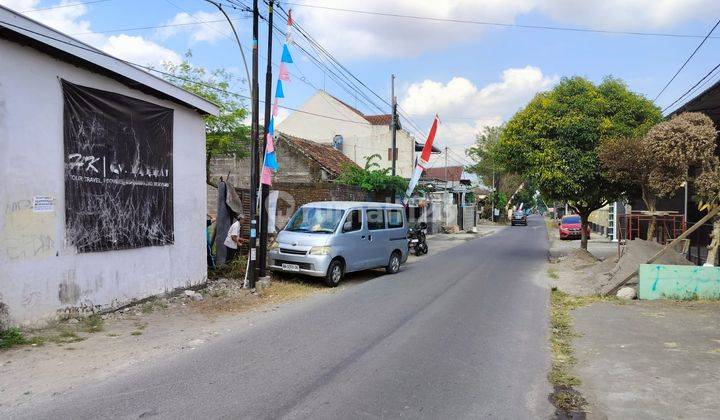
left=224, top=215, right=248, bottom=262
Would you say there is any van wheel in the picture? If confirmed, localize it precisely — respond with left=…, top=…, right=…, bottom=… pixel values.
left=386, top=252, right=401, bottom=274
left=324, top=259, right=344, bottom=287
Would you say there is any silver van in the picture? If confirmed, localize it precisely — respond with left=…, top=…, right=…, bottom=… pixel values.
left=268, top=201, right=409, bottom=286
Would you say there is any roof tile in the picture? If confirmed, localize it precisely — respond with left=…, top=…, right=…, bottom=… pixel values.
left=278, top=132, right=359, bottom=176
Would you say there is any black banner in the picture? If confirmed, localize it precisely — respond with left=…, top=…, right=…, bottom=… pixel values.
left=62, top=80, right=174, bottom=252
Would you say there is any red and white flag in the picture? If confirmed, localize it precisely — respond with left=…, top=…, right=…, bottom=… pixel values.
left=404, top=115, right=440, bottom=202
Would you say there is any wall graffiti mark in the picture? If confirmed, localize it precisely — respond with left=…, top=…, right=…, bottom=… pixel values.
left=640, top=264, right=720, bottom=300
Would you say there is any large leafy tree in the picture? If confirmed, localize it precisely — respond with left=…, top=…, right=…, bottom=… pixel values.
left=162, top=51, right=250, bottom=186
left=498, top=76, right=662, bottom=249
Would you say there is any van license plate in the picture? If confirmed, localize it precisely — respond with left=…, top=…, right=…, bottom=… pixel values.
left=282, top=263, right=300, bottom=272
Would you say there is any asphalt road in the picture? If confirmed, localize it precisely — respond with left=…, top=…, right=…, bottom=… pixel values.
left=14, top=216, right=552, bottom=419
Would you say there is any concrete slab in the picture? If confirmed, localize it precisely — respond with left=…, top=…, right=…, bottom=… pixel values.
left=572, top=301, right=720, bottom=419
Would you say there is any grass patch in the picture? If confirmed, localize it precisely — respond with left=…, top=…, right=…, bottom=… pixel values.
left=549, top=289, right=618, bottom=415
left=106, top=332, right=120, bottom=338
left=140, top=300, right=169, bottom=314
left=0, top=327, right=27, bottom=349
left=81, top=314, right=104, bottom=333
left=130, top=330, right=142, bottom=336
left=209, top=256, right=248, bottom=280
left=259, top=279, right=326, bottom=305
left=547, top=267, right=559, bottom=280
left=56, top=329, right=85, bottom=343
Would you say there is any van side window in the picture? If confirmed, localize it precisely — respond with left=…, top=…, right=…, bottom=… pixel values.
left=366, top=209, right=385, bottom=230
left=387, top=209, right=404, bottom=228
left=342, top=209, right=362, bottom=233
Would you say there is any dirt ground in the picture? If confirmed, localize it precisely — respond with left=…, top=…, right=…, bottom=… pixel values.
left=547, top=223, right=692, bottom=297
left=0, top=230, right=490, bottom=410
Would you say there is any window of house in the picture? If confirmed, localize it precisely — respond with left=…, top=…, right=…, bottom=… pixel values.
left=342, top=209, right=362, bottom=233
left=387, top=209, right=404, bottom=228
left=366, top=209, right=386, bottom=230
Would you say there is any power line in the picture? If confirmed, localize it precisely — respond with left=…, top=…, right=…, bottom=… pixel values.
left=21, top=0, right=112, bottom=13
left=662, top=61, right=720, bottom=113
left=276, top=4, right=432, bottom=139
left=282, top=2, right=720, bottom=40
left=273, top=5, right=387, bottom=115
left=0, top=17, right=380, bottom=127
left=70, top=16, right=250, bottom=36
left=654, top=18, right=720, bottom=101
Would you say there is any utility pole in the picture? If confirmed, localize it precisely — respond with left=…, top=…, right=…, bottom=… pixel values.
left=444, top=146, right=448, bottom=183
left=248, top=0, right=260, bottom=289
left=390, top=74, right=397, bottom=203
left=258, top=0, right=274, bottom=278
left=491, top=170, right=495, bottom=222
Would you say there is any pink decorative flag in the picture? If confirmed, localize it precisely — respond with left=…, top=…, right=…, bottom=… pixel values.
left=261, top=167, right=273, bottom=186
left=272, top=98, right=279, bottom=117
left=279, top=63, right=290, bottom=81
left=261, top=132, right=279, bottom=186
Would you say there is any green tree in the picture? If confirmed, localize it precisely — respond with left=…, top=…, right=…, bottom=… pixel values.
left=498, top=76, right=662, bottom=249
left=466, top=125, right=505, bottom=187
left=161, top=51, right=250, bottom=186
left=466, top=125, right=525, bottom=219
left=337, top=154, right=408, bottom=193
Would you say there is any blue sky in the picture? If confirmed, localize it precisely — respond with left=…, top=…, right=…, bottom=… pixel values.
left=4, top=0, right=720, bottom=168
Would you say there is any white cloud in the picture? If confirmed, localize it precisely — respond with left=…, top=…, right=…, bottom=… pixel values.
left=102, top=35, right=181, bottom=67
left=401, top=66, right=558, bottom=152
left=293, top=0, right=536, bottom=59
left=0, top=0, right=181, bottom=67
left=292, top=0, right=720, bottom=60
left=537, top=0, right=720, bottom=31
left=157, top=10, right=229, bottom=44
left=0, top=0, right=36, bottom=10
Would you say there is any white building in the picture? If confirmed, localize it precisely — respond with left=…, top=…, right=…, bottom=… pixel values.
left=0, top=6, right=218, bottom=326
left=278, top=90, right=417, bottom=178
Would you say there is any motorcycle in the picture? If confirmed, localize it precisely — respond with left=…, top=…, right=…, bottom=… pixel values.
left=408, top=222, right=428, bottom=256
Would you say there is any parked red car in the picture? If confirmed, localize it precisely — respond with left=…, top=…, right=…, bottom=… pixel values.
left=559, top=215, right=590, bottom=240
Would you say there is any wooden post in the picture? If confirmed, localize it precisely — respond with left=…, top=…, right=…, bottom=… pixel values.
left=606, top=205, right=720, bottom=295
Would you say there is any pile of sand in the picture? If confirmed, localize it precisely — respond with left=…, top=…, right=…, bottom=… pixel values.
left=590, top=239, right=692, bottom=294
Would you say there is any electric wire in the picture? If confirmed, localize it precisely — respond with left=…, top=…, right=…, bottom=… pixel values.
left=281, top=2, right=720, bottom=40
left=662, top=62, right=720, bottom=113
left=21, top=0, right=112, bottom=13
left=654, top=18, right=720, bottom=101
left=0, top=18, right=382, bottom=126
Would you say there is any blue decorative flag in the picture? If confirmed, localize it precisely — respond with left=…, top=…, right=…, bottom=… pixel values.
left=267, top=116, right=275, bottom=136
left=275, top=80, right=284, bottom=98
left=281, top=44, right=293, bottom=64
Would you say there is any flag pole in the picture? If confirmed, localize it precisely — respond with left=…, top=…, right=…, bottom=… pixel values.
left=247, top=0, right=260, bottom=289
left=259, top=0, right=274, bottom=278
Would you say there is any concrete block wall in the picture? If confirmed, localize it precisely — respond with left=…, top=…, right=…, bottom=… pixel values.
left=1, top=39, right=207, bottom=326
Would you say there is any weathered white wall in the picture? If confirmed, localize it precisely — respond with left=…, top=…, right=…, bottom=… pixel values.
left=278, top=91, right=415, bottom=178
left=0, top=39, right=207, bottom=325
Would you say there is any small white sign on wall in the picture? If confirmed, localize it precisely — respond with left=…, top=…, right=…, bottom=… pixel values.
left=32, top=196, right=54, bottom=212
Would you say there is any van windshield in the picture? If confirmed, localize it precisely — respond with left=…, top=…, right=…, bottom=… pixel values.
left=285, top=207, right=345, bottom=233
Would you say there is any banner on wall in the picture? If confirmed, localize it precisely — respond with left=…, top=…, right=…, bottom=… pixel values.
left=62, top=80, right=174, bottom=252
